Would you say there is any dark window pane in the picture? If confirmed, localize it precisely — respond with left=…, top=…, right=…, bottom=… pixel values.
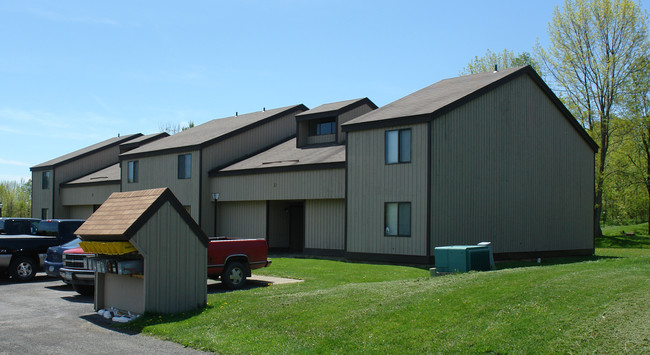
left=399, top=129, right=411, bottom=162
left=398, top=203, right=411, bottom=236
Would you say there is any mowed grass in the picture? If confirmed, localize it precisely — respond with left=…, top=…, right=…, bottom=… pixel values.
left=125, top=239, right=650, bottom=353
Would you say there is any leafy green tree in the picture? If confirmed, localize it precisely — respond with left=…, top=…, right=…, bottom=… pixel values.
left=0, top=180, right=32, bottom=217
left=537, top=0, right=649, bottom=236
left=461, top=49, right=539, bottom=75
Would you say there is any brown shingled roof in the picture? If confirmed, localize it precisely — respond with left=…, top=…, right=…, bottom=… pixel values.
left=75, top=187, right=208, bottom=246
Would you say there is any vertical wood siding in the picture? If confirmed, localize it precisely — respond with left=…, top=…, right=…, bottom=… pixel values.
left=52, top=145, right=123, bottom=218
left=200, top=110, right=300, bottom=236
left=428, top=75, right=594, bottom=254
left=130, top=202, right=207, bottom=313
left=305, top=199, right=345, bottom=250
left=31, top=169, right=52, bottom=218
left=122, top=150, right=201, bottom=223
left=346, top=123, right=429, bottom=256
left=212, top=169, right=345, bottom=202
left=338, top=104, right=375, bottom=143
left=61, top=184, right=119, bottom=206
left=67, top=205, right=94, bottom=219
left=217, top=201, right=266, bottom=238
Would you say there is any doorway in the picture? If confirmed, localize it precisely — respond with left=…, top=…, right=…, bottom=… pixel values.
left=267, top=200, right=304, bottom=252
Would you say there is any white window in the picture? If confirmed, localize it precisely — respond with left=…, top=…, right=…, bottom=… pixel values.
left=385, top=129, right=411, bottom=164
left=178, top=154, right=191, bottom=179
left=385, top=202, right=411, bottom=237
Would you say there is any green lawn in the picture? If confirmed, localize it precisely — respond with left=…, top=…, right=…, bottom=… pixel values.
left=124, top=234, right=650, bottom=354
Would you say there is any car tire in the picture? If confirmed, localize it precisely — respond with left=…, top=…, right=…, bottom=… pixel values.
left=222, top=262, right=247, bottom=290
left=10, top=256, right=37, bottom=282
left=72, top=284, right=94, bottom=297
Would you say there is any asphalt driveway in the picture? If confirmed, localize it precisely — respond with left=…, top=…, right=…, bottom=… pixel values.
left=0, top=273, right=205, bottom=355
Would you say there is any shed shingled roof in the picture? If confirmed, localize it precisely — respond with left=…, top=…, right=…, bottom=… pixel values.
left=31, top=134, right=142, bottom=170
left=75, top=187, right=208, bottom=246
left=341, top=66, right=598, bottom=152
left=121, top=104, right=307, bottom=158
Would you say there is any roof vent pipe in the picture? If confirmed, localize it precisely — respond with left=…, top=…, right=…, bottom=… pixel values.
left=236, top=112, right=238, bottom=117
left=494, top=64, right=498, bottom=73
left=263, top=107, right=265, bottom=112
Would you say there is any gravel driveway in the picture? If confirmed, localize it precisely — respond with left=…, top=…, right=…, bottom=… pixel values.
left=0, top=274, right=205, bottom=355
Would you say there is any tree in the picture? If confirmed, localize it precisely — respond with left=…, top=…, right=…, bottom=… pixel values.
left=537, top=0, right=648, bottom=237
left=159, top=120, right=195, bottom=134
left=620, top=56, right=650, bottom=232
left=461, top=48, right=539, bottom=75
left=0, top=180, right=32, bottom=217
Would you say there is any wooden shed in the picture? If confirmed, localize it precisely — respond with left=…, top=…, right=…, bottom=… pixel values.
left=76, top=187, right=208, bottom=314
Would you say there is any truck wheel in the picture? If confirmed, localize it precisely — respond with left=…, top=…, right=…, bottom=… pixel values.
left=10, top=256, right=37, bottom=282
left=222, top=262, right=247, bottom=290
left=72, top=284, right=94, bottom=297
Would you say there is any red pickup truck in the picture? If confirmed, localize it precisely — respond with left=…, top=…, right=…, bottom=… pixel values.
left=59, top=237, right=271, bottom=295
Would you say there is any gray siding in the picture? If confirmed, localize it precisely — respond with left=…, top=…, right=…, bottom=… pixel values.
left=130, top=201, right=207, bottom=313
left=217, top=201, right=266, bottom=238
left=338, top=104, right=375, bottom=144
left=31, top=169, right=52, bottom=218
left=67, top=205, right=94, bottom=219
left=122, top=151, right=201, bottom=223
left=305, top=199, right=345, bottom=250
left=346, top=123, right=429, bottom=256
left=61, top=183, right=119, bottom=206
left=200, top=110, right=300, bottom=236
left=212, top=168, right=345, bottom=202
left=428, top=74, right=594, bottom=254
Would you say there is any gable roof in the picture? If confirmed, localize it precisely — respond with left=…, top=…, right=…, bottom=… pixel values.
left=61, top=163, right=120, bottom=187
left=75, top=187, right=208, bottom=246
left=121, top=104, right=308, bottom=159
left=31, top=134, right=142, bottom=170
left=210, top=138, right=345, bottom=177
left=119, top=132, right=170, bottom=153
left=296, top=98, right=377, bottom=121
left=342, top=66, right=598, bottom=152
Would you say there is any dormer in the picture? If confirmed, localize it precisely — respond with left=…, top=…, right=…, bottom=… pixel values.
left=296, top=98, right=377, bottom=148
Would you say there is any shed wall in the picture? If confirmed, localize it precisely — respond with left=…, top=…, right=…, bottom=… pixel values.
left=428, top=74, right=594, bottom=254
left=130, top=201, right=207, bottom=313
left=216, top=201, right=266, bottom=238
left=346, top=123, right=429, bottom=256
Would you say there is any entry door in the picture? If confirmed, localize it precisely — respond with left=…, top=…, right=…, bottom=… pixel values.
left=289, top=204, right=304, bottom=252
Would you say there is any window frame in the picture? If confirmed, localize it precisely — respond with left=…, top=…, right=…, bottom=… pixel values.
left=384, top=202, right=411, bottom=237
left=385, top=128, right=411, bottom=164
left=308, top=117, right=337, bottom=136
left=127, top=160, right=139, bottom=183
left=177, top=154, right=192, bottom=179
left=42, top=171, right=50, bottom=189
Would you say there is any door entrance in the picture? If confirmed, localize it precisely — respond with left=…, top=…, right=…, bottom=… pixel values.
left=267, top=201, right=305, bottom=252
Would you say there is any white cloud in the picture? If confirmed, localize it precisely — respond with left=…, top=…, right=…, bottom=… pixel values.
left=24, top=8, right=122, bottom=27
left=0, top=159, right=30, bottom=167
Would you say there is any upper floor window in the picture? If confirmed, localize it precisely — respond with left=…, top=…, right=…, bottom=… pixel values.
left=178, top=154, right=191, bottom=179
left=385, top=202, right=411, bottom=237
left=385, top=129, right=411, bottom=164
left=309, top=118, right=336, bottom=136
left=42, top=171, right=50, bottom=189
left=127, top=161, right=139, bottom=183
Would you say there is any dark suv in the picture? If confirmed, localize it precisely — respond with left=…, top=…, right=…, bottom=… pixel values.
left=0, top=218, right=41, bottom=235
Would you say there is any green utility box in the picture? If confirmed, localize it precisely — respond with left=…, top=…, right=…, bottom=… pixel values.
left=434, top=245, right=492, bottom=273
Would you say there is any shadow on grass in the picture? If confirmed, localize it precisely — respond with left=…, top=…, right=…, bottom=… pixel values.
left=495, top=254, right=618, bottom=270
left=596, top=234, right=650, bottom=248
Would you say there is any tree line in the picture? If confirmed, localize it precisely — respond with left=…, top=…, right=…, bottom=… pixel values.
left=0, top=180, right=31, bottom=217
left=462, top=0, right=649, bottom=234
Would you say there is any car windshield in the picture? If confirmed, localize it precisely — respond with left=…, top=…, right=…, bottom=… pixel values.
left=62, top=238, right=81, bottom=248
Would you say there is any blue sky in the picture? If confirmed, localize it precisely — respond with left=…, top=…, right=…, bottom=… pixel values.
left=1, top=0, right=645, bottom=181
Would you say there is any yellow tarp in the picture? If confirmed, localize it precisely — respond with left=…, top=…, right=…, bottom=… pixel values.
left=79, top=241, right=138, bottom=255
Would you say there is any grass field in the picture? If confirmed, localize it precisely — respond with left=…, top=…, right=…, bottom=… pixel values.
left=124, top=229, right=650, bottom=354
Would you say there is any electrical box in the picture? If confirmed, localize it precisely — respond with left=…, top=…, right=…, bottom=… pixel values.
left=434, top=245, right=492, bottom=273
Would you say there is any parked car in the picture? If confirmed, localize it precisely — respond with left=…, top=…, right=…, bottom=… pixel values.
left=0, top=219, right=84, bottom=281
left=44, top=237, right=81, bottom=281
left=62, top=237, right=271, bottom=295
left=60, top=247, right=94, bottom=296
left=0, top=217, right=40, bottom=235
